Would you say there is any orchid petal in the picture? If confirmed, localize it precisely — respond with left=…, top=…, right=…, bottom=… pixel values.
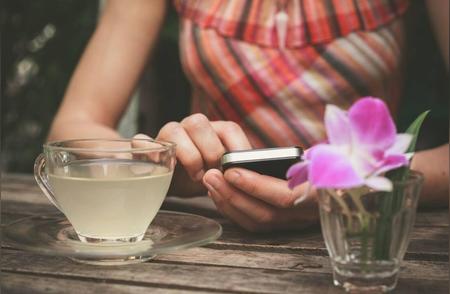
left=386, top=133, right=413, bottom=155
left=325, top=104, right=351, bottom=146
left=374, top=154, right=409, bottom=175
left=304, top=144, right=321, bottom=160
left=349, top=97, right=396, bottom=150
left=309, top=145, right=364, bottom=188
left=365, top=176, right=393, bottom=191
left=304, top=148, right=313, bottom=160
left=286, top=161, right=309, bottom=189
left=350, top=151, right=379, bottom=176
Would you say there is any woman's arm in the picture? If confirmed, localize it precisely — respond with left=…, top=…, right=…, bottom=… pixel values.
left=426, top=0, right=449, bottom=69
left=48, top=0, right=166, bottom=141
left=412, top=2, right=449, bottom=207
left=412, top=145, right=449, bottom=207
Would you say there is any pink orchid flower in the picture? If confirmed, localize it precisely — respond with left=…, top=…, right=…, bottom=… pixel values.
left=287, top=97, right=412, bottom=192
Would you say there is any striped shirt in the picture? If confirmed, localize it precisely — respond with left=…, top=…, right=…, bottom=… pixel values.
left=174, top=0, right=409, bottom=148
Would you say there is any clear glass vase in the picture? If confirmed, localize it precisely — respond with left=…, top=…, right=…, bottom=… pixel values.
left=318, top=171, right=424, bottom=292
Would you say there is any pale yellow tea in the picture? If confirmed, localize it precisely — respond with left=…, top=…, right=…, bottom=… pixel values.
left=48, top=159, right=173, bottom=240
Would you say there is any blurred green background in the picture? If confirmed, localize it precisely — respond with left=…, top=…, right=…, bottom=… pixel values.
left=1, top=0, right=188, bottom=173
left=2, top=0, right=99, bottom=172
left=1, top=0, right=448, bottom=174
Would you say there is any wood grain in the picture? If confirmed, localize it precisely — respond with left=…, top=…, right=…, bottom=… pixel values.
left=2, top=249, right=448, bottom=294
left=1, top=174, right=448, bottom=293
left=153, top=247, right=449, bottom=280
left=2, top=173, right=448, bottom=226
left=2, top=208, right=448, bottom=263
left=1, top=272, right=217, bottom=294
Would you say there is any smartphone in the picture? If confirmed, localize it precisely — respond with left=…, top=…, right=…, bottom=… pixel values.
left=220, top=146, right=303, bottom=179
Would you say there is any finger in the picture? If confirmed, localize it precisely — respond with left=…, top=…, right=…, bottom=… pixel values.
left=209, top=191, right=264, bottom=232
left=224, top=168, right=301, bottom=208
left=132, top=133, right=155, bottom=147
left=131, top=133, right=162, bottom=163
left=211, top=121, right=252, bottom=150
left=131, top=133, right=178, bottom=174
left=132, top=133, right=153, bottom=140
left=181, top=113, right=226, bottom=168
left=204, top=177, right=270, bottom=232
left=157, top=122, right=204, bottom=181
left=203, top=169, right=279, bottom=230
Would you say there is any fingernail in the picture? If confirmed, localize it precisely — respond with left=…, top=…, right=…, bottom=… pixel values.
left=133, top=133, right=151, bottom=139
left=194, top=169, right=205, bottom=181
left=227, top=170, right=241, bottom=184
left=293, top=193, right=310, bottom=206
left=204, top=174, right=220, bottom=190
left=207, top=189, right=220, bottom=201
left=294, top=184, right=311, bottom=206
left=204, top=182, right=215, bottom=193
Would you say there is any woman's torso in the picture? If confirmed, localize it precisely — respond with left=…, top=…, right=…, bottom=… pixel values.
left=175, top=0, right=409, bottom=148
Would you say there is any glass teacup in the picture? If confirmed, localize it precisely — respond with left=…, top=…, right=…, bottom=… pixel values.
left=34, top=138, right=176, bottom=244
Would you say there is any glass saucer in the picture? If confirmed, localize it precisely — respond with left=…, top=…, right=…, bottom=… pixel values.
left=3, top=210, right=222, bottom=265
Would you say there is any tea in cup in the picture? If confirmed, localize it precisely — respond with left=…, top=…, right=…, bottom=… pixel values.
left=34, top=138, right=176, bottom=243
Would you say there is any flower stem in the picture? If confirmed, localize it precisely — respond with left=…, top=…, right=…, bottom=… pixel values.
left=348, top=189, right=371, bottom=264
left=360, top=214, right=370, bottom=265
left=327, top=189, right=353, bottom=230
left=374, top=189, right=398, bottom=260
left=348, top=188, right=369, bottom=225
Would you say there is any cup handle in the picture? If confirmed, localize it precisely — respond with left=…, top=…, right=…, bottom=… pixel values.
left=34, top=153, right=63, bottom=212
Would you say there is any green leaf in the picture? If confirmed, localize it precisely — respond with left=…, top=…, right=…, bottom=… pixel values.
left=387, top=110, right=430, bottom=181
left=404, top=110, right=430, bottom=153
left=375, top=110, right=430, bottom=260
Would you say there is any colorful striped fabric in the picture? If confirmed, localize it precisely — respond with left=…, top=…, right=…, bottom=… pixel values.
left=174, top=0, right=409, bottom=149
left=174, top=0, right=409, bottom=49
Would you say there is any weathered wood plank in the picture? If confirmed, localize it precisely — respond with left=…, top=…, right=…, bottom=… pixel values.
left=213, top=223, right=449, bottom=260
left=0, top=196, right=223, bottom=224
left=415, top=210, right=449, bottom=227
left=2, top=241, right=446, bottom=281
left=2, top=174, right=448, bottom=268
left=0, top=249, right=339, bottom=294
left=154, top=247, right=448, bottom=280
left=2, top=202, right=58, bottom=220
left=1, top=272, right=217, bottom=294
left=1, top=249, right=448, bottom=294
left=1, top=174, right=49, bottom=206
left=2, top=174, right=448, bottom=226
left=1, top=177, right=223, bottom=219
left=2, top=208, right=448, bottom=262
left=2, top=173, right=37, bottom=186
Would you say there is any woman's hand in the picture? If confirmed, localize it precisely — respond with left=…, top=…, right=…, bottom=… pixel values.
left=203, top=167, right=319, bottom=232
left=152, top=113, right=320, bottom=232
left=156, top=113, right=252, bottom=196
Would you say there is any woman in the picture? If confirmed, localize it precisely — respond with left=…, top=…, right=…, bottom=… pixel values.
left=49, top=0, right=448, bottom=232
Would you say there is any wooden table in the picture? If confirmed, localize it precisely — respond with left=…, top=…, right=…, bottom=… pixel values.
left=1, top=174, right=448, bottom=293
